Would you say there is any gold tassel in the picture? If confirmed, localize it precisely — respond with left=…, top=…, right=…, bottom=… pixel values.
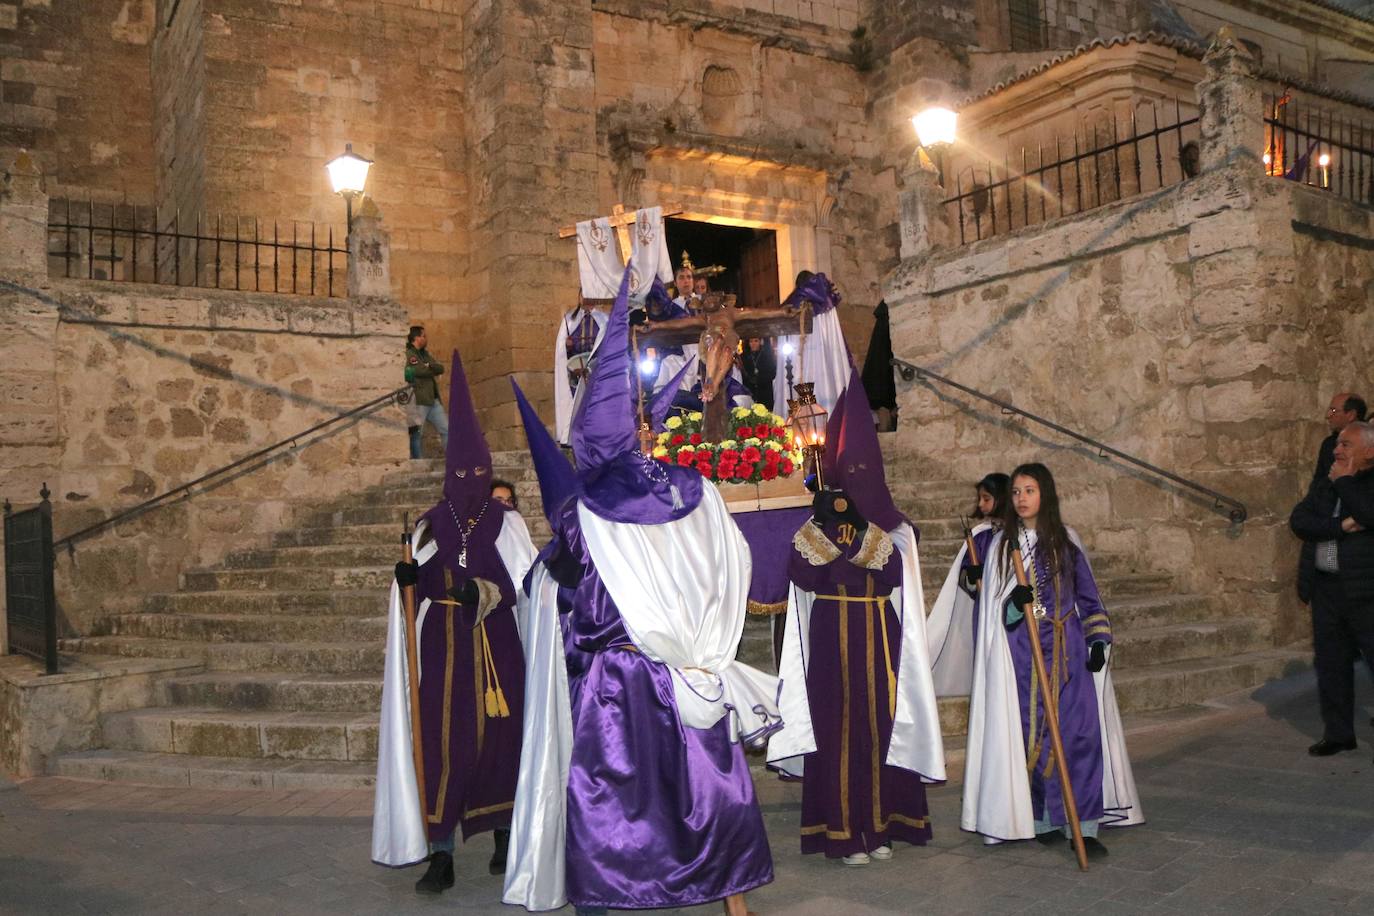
left=480, top=620, right=509, bottom=719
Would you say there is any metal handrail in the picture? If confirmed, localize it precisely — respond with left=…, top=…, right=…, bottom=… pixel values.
left=53, top=386, right=413, bottom=553
left=891, top=358, right=1248, bottom=524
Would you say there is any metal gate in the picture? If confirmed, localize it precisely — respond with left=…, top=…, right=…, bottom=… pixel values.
left=3, top=486, right=58, bottom=674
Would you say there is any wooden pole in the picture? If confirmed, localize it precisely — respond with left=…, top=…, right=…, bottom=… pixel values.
left=1011, top=546, right=1089, bottom=872
left=401, top=518, right=429, bottom=831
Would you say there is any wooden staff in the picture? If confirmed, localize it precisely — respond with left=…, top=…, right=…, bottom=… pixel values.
left=1010, top=546, right=1089, bottom=872
left=400, top=515, right=429, bottom=829
left=962, top=516, right=980, bottom=564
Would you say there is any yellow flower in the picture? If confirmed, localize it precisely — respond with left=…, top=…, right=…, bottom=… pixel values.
left=720, top=439, right=738, bottom=449
left=657, top=431, right=670, bottom=444
left=765, top=440, right=784, bottom=451
left=732, top=406, right=751, bottom=419
left=752, top=403, right=769, bottom=417
left=652, top=445, right=668, bottom=458
left=688, top=411, right=703, bottom=422
left=665, top=416, right=683, bottom=429
left=744, top=437, right=761, bottom=447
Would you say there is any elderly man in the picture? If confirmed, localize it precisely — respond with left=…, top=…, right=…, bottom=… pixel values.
left=1291, top=421, right=1374, bottom=757
left=1314, top=393, right=1367, bottom=482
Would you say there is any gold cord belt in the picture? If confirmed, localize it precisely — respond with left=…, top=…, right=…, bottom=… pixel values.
left=821, top=589, right=897, bottom=718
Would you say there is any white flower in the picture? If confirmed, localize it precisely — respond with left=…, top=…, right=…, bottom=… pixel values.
left=744, top=437, right=761, bottom=446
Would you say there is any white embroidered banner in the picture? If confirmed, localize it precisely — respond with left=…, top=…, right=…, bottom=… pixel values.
left=575, top=216, right=622, bottom=299
left=628, top=206, right=673, bottom=298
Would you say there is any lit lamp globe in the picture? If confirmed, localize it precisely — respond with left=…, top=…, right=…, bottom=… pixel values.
left=326, top=143, right=374, bottom=228
left=789, top=382, right=830, bottom=489
left=911, top=107, right=958, bottom=148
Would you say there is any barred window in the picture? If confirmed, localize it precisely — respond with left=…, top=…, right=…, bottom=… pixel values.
left=1008, top=0, right=1047, bottom=51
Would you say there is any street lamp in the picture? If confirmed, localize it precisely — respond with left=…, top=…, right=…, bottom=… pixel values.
left=911, top=106, right=958, bottom=182
left=326, top=143, right=373, bottom=231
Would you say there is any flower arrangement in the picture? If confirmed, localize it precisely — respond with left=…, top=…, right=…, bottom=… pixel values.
left=653, top=404, right=804, bottom=484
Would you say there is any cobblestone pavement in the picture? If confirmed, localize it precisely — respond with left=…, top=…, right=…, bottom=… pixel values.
left=4, top=672, right=1374, bottom=915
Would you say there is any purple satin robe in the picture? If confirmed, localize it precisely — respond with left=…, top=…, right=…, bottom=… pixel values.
left=967, top=538, right=1113, bottom=830
left=789, top=518, right=932, bottom=857
left=553, top=503, right=774, bottom=909
left=413, top=510, right=524, bottom=843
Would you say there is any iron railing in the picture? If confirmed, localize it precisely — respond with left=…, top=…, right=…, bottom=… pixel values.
left=944, top=100, right=1201, bottom=245
left=1263, top=93, right=1374, bottom=208
left=891, top=357, right=1248, bottom=524
left=47, top=199, right=349, bottom=297
left=4, top=486, right=59, bottom=673
left=53, top=386, right=411, bottom=554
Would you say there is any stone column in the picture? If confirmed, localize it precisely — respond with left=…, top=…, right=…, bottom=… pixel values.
left=346, top=198, right=392, bottom=301
left=898, top=148, right=954, bottom=260
left=0, top=151, right=49, bottom=281
left=1197, top=27, right=1265, bottom=173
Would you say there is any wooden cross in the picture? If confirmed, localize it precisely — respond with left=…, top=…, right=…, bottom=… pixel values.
left=558, top=202, right=684, bottom=263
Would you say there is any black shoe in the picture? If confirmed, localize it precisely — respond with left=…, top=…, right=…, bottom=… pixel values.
left=415, top=851, right=454, bottom=895
left=1308, top=738, right=1357, bottom=756
left=1083, top=837, right=1108, bottom=860
left=489, top=828, right=510, bottom=876
left=1035, top=831, right=1066, bottom=846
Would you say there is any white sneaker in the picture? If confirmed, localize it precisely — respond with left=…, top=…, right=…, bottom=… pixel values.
left=841, top=852, right=871, bottom=866
left=870, top=845, right=893, bottom=860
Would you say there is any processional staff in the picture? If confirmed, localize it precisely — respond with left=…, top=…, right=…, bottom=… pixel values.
left=399, top=515, right=429, bottom=829
left=1010, top=544, right=1090, bottom=872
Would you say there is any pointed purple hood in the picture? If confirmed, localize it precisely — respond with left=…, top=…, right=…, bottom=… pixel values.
left=650, top=359, right=694, bottom=433
left=829, top=368, right=909, bottom=534
left=783, top=272, right=841, bottom=316
left=573, top=266, right=702, bottom=524
left=511, top=377, right=579, bottom=526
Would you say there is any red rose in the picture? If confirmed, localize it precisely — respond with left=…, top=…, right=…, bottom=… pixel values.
left=736, top=426, right=753, bottom=439
left=764, top=449, right=780, bottom=464
left=761, top=464, right=779, bottom=481
left=689, top=433, right=702, bottom=445
left=676, top=451, right=695, bottom=467
left=720, top=449, right=740, bottom=463
left=731, top=464, right=749, bottom=480
left=671, top=434, right=686, bottom=446
left=781, top=458, right=795, bottom=475
left=772, top=426, right=786, bottom=438
left=697, top=463, right=714, bottom=480
left=754, top=423, right=770, bottom=438
left=656, top=453, right=671, bottom=463
left=736, top=463, right=755, bottom=479
left=741, top=446, right=762, bottom=463
left=696, top=449, right=715, bottom=463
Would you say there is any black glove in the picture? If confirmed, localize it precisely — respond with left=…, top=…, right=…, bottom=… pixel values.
left=394, top=560, right=419, bottom=588
left=1087, top=641, right=1107, bottom=673
left=965, top=563, right=983, bottom=583
left=1008, top=584, right=1034, bottom=613
left=629, top=308, right=649, bottom=327
left=546, top=545, right=585, bottom=589
left=447, top=579, right=480, bottom=605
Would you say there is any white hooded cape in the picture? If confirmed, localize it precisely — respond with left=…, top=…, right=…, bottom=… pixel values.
left=773, top=307, right=850, bottom=417
left=371, top=511, right=537, bottom=867
left=924, top=522, right=992, bottom=697
left=553, top=307, right=608, bottom=445
left=960, top=528, right=1143, bottom=843
left=503, top=482, right=782, bottom=911
left=768, top=522, right=946, bottom=783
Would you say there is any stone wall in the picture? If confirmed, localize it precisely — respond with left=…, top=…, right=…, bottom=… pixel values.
left=1, top=165, right=409, bottom=641
left=0, top=0, right=157, bottom=203
left=884, top=37, right=1374, bottom=645
left=151, top=0, right=206, bottom=222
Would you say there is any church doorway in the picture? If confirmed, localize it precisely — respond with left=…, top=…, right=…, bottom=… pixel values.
left=664, top=218, right=781, bottom=310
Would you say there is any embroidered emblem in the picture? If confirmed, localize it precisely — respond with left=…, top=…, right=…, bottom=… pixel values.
left=636, top=211, right=655, bottom=247
left=408, top=355, right=419, bottom=365
left=455, top=468, right=467, bottom=478
left=589, top=222, right=609, bottom=253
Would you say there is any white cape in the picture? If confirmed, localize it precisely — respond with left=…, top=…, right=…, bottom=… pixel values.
left=553, top=307, right=608, bottom=445
left=773, top=307, right=850, bottom=416
left=961, top=528, right=1143, bottom=843
left=924, top=523, right=992, bottom=697
left=768, top=522, right=946, bottom=783
left=371, top=511, right=537, bottom=867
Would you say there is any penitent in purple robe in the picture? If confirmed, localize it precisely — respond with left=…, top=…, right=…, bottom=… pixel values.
left=413, top=507, right=525, bottom=844
left=967, top=534, right=1113, bottom=831
left=789, top=517, right=932, bottom=858
left=552, top=502, right=774, bottom=909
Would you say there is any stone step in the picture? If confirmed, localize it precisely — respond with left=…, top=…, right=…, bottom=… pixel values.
left=223, top=543, right=402, bottom=569
left=1109, top=618, right=1271, bottom=670
left=162, top=672, right=382, bottom=713
left=51, top=748, right=376, bottom=790
left=98, top=613, right=386, bottom=644
left=101, top=707, right=377, bottom=762
left=144, top=590, right=385, bottom=618
left=1112, top=646, right=1311, bottom=713
left=61, top=636, right=383, bottom=675
left=182, top=565, right=394, bottom=592
left=272, top=522, right=400, bottom=547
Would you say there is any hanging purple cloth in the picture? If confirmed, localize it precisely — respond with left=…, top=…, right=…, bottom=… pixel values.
left=732, top=506, right=812, bottom=613
left=783, top=272, right=841, bottom=316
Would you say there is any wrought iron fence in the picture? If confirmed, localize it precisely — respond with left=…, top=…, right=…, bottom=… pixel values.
left=1263, top=92, right=1374, bottom=208
left=943, top=100, right=1201, bottom=245
left=4, top=487, right=58, bottom=674
left=47, top=200, right=349, bottom=298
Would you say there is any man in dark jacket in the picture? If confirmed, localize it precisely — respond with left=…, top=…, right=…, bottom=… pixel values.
left=1291, top=421, right=1374, bottom=757
left=1313, top=392, right=1366, bottom=482
left=405, top=325, right=448, bottom=459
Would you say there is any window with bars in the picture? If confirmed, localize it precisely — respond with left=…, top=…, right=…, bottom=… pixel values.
left=1008, top=0, right=1047, bottom=51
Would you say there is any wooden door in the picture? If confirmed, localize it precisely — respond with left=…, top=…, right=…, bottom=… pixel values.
left=738, top=231, right=779, bottom=311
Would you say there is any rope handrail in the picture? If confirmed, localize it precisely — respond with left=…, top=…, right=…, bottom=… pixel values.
left=53, top=386, right=413, bottom=553
left=891, top=357, right=1248, bottom=524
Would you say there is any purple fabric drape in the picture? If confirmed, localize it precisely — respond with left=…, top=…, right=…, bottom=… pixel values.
left=731, top=506, right=812, bottom=611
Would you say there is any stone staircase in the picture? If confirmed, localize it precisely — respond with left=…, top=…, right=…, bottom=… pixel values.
left=51, top=454, right=1306, bottom=789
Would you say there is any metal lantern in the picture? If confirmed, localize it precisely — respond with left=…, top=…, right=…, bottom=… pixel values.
left=326, top=143, right=374, bottom=231
left=789, top=382, right=829, bottom=490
